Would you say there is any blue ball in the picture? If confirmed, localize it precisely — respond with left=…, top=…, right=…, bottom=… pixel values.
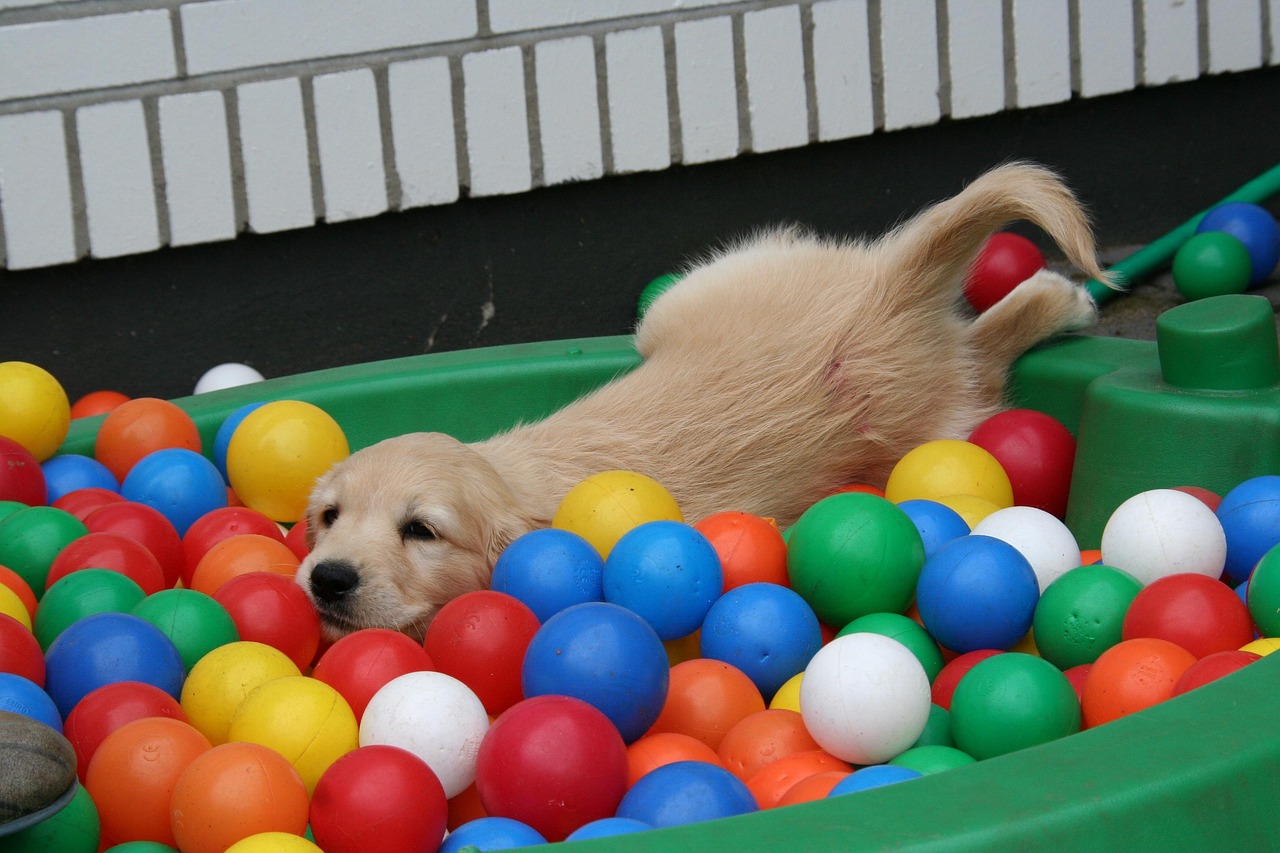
left=121, top=448, right=228, bottom=536
left=1196, top=202, right=1280, bottom=285
left=521, top=602, right=669, bottom=743
left=603, top=520, right=722, bottom=640
left=699, top=582, right=822, bottom=700
left=616, top=760, right=758, bottom=828
left=915, top=535, right=1040, bottom=653
left=0, top=672, right=64, bottom=731
left=1216, top=475, right=1280, bottom=584
left=564, top=817, right=652, bottom=841
left=44, top=612, right=185, bottom=718
left=898, top=499, right=971, bottom=558
left=491, top=527, right=604, bottom=622
left=828, top=764, right=922, bottom=795
left=213, top=402, right=266, bottom=482
left=40, top=455, right=119, bottom=503
left=438, top=816, right=547, bottom=852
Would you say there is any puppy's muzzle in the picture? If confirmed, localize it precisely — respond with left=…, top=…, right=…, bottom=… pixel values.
left=309, top=559, right=361, bottom=605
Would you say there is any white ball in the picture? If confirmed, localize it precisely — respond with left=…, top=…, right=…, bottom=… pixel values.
left=359, top=671, right=490, bottom=797
left=1100, top=489, right=1227, bottom=585
left=799, top=633, right=931, bottom=765
left=194, top=362, right=265, bottom=394
left=972, top=505, right=1080, bottom=591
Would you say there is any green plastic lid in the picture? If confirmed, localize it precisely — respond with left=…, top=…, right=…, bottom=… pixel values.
left=1156, top=294, right=1280, bottom=391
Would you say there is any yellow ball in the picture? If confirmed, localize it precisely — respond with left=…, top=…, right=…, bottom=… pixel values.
left=552, top=470, right=683, bottom=558
left=227, top=675, right=358, bottom=794
left=0, top=584, right=31, bottom=630
left=181, top=641, right=301, bottom=745
left=664, top=630, right=702, bottom=667
left=885, top=439, right=1014, bottom=508
left=936, top=494, right=1004, bottom=528
left=226, top=401, right=349, bottom=523
left=224, top=832, right=321, bottom=853
left=769, top=672, right=803, bottom=712
left=0, top=362, right=70, bottom=461
left=1240, top=637, right=1280, bottom=657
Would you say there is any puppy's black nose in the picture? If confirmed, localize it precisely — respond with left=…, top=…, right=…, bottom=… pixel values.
left=310, top=560, right=360, bottom=603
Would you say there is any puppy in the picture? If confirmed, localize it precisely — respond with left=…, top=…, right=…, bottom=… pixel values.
left=298, top=163, right=1108, bottom=640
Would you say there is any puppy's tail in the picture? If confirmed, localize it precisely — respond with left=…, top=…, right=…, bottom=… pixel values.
left=880, top=162, right=1116, bottom=300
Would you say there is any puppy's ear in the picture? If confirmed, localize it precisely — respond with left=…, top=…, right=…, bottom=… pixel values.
left=482, top=506, right=541, bottom=571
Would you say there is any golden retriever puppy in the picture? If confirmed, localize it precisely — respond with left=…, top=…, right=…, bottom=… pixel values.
left=299, top=163, right=1108, bottom=640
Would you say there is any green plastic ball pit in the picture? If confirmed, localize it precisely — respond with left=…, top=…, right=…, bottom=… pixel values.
left=53, top=305, right=1280, bottom=851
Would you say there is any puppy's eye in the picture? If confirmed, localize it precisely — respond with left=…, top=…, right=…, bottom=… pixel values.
left=403, top=520, right=437, bottom=541
left=321, top=507, right=339, bottom=527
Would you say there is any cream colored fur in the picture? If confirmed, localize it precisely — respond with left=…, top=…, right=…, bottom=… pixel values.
left=298, top=163, right=1109, bottom=639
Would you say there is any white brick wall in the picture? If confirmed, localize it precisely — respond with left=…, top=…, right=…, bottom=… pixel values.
left=0, top=0, right=1274, bottom=269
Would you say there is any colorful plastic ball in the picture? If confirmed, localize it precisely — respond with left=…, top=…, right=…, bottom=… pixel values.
left=1195, top=201, right=1280, bottom=284
left=799, top=633, right=932, bottom=765
left=626, top=731, right=726, bottom=788
left=311, top=628, right=436, bottom=722
left=131, top=588, right=239, bottom=672
left=968, top=408, right=1077, bottom=518
left=94, top=398, right=202, bottom=483
left=929, top=649, right=1001, bottom=709
left=786, top=492, right=926, bottom=627
left=212, top=402, right=267, bottom=482
left=552, top=470, right=683, bottom=559
left=180, top=641, right=301, bottom=745
left=603, top=520, right=722, bottom=641
left=716, top=708, right=821, bottom=782
left=828, top=764, right=922, bottom=795
left=1, top=782, right=101, bottom=853
left=359, top=670, right=491, bottom=798
left=85, top=716, right=212, bottom=847
left=971, top=506, right=1080, bottom=592
left=889, top=744, right=976, bottom=775
left=693, top=511, right=789, bottom=591
left=936, top=494, right=1004, bottom=528
left=948, top=652, right=1080, bottom=760
left=69, top=389, right=130, bottom=419
left=1032, top=564, right=1143, bottom=669
left=839, top=611, right=944, bottom=682
left=283, top=516, right=309, bottom=560
left=1246, top=542, right=1280, bottom=637
left=191, top=533, right=302, bottom=597
left=0, top=581, right=33, bottom=629
left=1080, top=637, right=1197, bottom=728
left=768, top=671, right=803, bottom=712
left=224, top=833, right=323, bottom=853
left=0, top=436, right=47, bottom=506
left=885, top=439, right=1015, bottom=509
left=213, top=572, right=321, bottom=671
left=182, top=505, right=289, bottom=583
left=1123, top=572, right=1254, bottom=658
left=423, top=590, right=540, bottom=715
left=1100, top=489, right=1228, bottom=585
left=1172, top=231, right=1253, bottom=300
left=521, top=601, right=669, bottom=743
left=44, top=611, right=185, bottom=718
left=475, top=694, right=629, bottom=841
left=438, top=817, right=546, bottom=853
left=311, top=744, right=448, bottom=853
left=1241, top=637, right=1280, bottom=655
left=63, top=680, right=188, bottom=781
left=0, top=612, right=44, bottom=684
left=1216, top=475, right=1280, bottom=584
left=0, top=361, right=71, bottom=462
left=171, top=742, right=308, bottom=853
left=120, top=448, right=228, bottom=537
left=775, top=770, right=850, bottom=806
left=35, top=569, right=148, bottom=650
left=1173, top=649, right=1260, bottom=696
left=84, top=500, right=184, bottom=588
left=962, top=232, right=1047, bottom=313
left=194, top=363, right=266, bottom=395
left=0, top=505, right=88, bottom=598
left=745, top=749, right=852, bottom=809
left=699, top=582, right=822, bottom=700
left=54, top=486, right=126, bottom=521
left=647, top=658, right=765, bottom=751
left=46, top=530, right=167, bottom=595
left=226, top=400, right=350, bottom=523
left=0, top=672, right=62, bottom=730
left=565, top=817, right=652, bottom=841
left=616, top=760, right=758, bottom=828
left=40, top=454, right=118, bottom=504
left=915, top=535, right=1040, bottom=653
left=490, top=527, right=604, bottom=621
left=897, top=499, right=970, bottom=559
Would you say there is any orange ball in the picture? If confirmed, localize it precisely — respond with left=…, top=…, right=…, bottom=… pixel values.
left=693, top=511, right=789, bottom=591
left=447, top=781, right=489, bottom=831
left=775, top=769, right=851, bottom=806
left=716, top=708, right=822, bottom=782
left=626, top=731, right=726, bottom=788
left=170, top=741, right=310, bottom=853
left=745, top=749, right=852, bottom=809
left=190, top=533, right=302, bottom=596
left=85, top=716, right=212, bottom=847
left=646, top=658, right=766, bottom=750
left=95, top=397, right=201, bottom=481
left=1081, top=637, right=1197, bottom=728
left=71, top=389, right=131, bottom=419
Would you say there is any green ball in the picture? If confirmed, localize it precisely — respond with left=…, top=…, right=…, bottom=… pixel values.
left=839, top=612, right=945, bottom=682
left=910, top=703, right=953, bottom=748
left=1172, top=231, right=1253, bottom=301
left=131, top=588, right=240, bottom=672
left=786, top=493, right=925, bottom=627
left=949, top=653, right=1080, bottom=760
left=1246, top=543, right=1280, bottom=637
left=5, top=782, right=101, bottom=853
left=0, top=500, right=28, bottom=522
left=34, top=569, right=146, bottom=650
left=105, top=842, right=181, bottom=852
left=889, top=744, right=976, bottom=775
left=1032, top=564, right=1143, bottom=669
left=636, top=272, right=682, bottom=320
left=0, top=506, right=88, bottom=599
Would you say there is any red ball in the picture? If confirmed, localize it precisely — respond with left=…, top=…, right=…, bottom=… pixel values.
left=312, top=628, right=436, bottom=721
left=930, top=649, right=1002, bottom=710
left=311, top=745, right=449, bottom=853
left=475, top=695, right=629, bottom=841
left=1122, top=573, right=1255, bottom=659
left=83, top=500, right=184, bottom=587
left=1171, top=485, right=1223, bottom=512
left=424, top=590, right=541, bottom=716
left=213, top=571, right=322, bottom=671
left=1063, top=663, right=1092, bottom=702
left=283, top=516, right=310, bottom=561
left=182, top=506, right=286, bottom=589
left=0, top=612, right=45, bottom=685
left=0, top=436, right=47, bottom=506
left=52, top=487, right=127, bottom=521
left=1172, top=649, right=1260, bottom=696
left=63, top=680, right=188, bottom=781
left=45, top=530, right=167, bottom=595
left=964, top=232, right=1047, bottom=312
left=70, top=390, right=130, bottom=419
left=968, top=408, right=1077, bottom=518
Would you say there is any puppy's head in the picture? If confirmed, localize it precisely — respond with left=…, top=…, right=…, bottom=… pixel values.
left=296, top=432, right=537, bottom=641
